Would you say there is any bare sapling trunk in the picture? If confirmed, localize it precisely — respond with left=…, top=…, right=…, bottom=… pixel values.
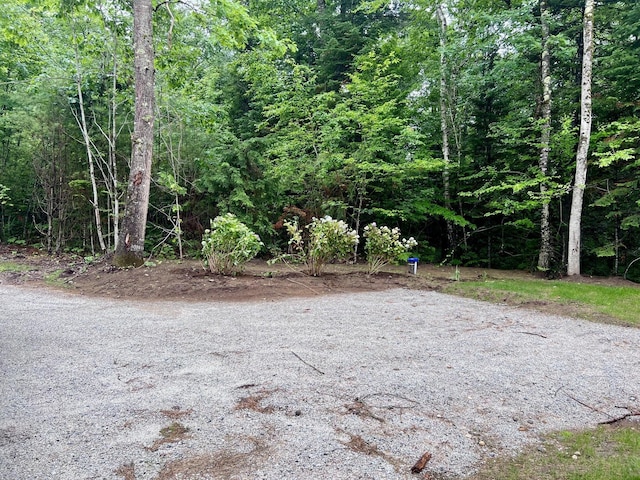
left=567, top=0, right=595, bottom=276
left=73, top=73, right=107, bottom=252
left=537, top=0, right=553, bottom=271
left=109, top=29, right=120, bottom=249
left=94, top=33, right=121, bottom=250
left=114, top=0, right=155, bottom=267
left=436, top=4, right=455, bottom=253
left=75, top=82, right=107, bottom=252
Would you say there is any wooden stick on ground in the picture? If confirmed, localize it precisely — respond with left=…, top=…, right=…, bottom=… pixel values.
left=563, top=390, right=615, bottom=419
left=517, top=331, right=548, bottom=338
left=291, top=351, right=325, bottom=375
left=411, top=451, right=432, bottom=474
left=598, top=408, right=640, bottom=425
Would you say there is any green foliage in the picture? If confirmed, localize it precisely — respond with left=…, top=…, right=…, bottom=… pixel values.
left=2, top=0, right=640, bottom=272
left=0, top=184, right=10, bottom=206
left=283, top=216, right=359, bottom=276
left=157, top=171, right=187, bottom=197
left=363, top=223, right=417, bottom=275
left=588, top=118, right=640, bottom=273
left=201, top=213, right=263, bottom=275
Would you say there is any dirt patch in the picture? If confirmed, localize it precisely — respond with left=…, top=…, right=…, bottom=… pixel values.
left=234, top=388, right=278, bottom=414
left=0, top=244, right=441, bottom=302
left=160, top=407, right=193, bottom=420
left=340, top=430, right=404, bottom=473
left=115, top=463, right=136, bottom=480
left=155, top=435, right=271, bottom=480
left=1, top=244, right=638, bottom=324
left=147, top=422, right=190, bottom=452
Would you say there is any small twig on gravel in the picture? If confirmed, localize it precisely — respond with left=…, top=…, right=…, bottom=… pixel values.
left=345, top=399, right=385, bottom=423
left=562, top=390, right=615, bottom=419
left=285, top=277, right=324, bottom=295
left=360, top=393, right=419, bottom=410
left=517, top=331, right=548, bottom=338
left=410, top=451, right=432, bottom=474
left=598, top=406, right=640, bottom=425
left=291, top=351, right=325, bottom=375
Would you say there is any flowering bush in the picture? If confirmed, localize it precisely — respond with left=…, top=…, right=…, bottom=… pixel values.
left=201, top=213, right=263, bottom=275
left=282, top=216, right=359, bottom=276
left=363, top=223, right=417, bottom=275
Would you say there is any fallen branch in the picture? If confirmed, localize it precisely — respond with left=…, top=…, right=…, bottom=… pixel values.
left=291, top=351, right=325, bottom=375
left=517, top=331, right=548, bottom=338
left=598, top=407, right=640, bottom=425
left=411, top=451, right=432, bottom=474
left=360, top=392, right=419, bottom=410
left=345, top=399, right=385, bottom=423
left=563, top=390, right=615, bottom=419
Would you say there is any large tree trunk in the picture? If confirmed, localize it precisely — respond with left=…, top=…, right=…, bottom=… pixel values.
left=113, top=0, right=155, bottom=267
left=436, top=4, right=455, bottom=253
left=567, top=0, right=595, bottom=276
left=537, top=0, right=552, bottom=271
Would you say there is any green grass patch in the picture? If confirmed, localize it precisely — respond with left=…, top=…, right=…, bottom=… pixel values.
left=0, top=261, right=31, bottom=273
left=44, top=269, right=65, bottom=286
left=448, top=278, right=640, bottom=326
left=473, top=424, right=640, bottom=480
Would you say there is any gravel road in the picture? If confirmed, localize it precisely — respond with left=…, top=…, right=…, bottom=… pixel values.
left=1, top=285, right=639, bottom=480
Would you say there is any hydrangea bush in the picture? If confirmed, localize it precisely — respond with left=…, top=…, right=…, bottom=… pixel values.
left=282, top=216, right=359, bottom=276
left=363, top=223, right=417, bottom=275
left=201, top=213, right=263, bottom=275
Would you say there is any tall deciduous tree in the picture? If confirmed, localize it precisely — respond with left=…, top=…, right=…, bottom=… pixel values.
left=537, top=0, right=552, bottom=270
left=436, top=3, right=455, bottom=253
left=114, top=0, right=154, bottom=267
left=567, top=0, right=595, bottom=276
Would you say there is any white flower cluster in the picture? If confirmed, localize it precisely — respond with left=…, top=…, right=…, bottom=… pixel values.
left=363, top=222, right=417, bottom=274
left=312, top=216, right=360, bottom=244
left=402, top=236, right=418, bottom=248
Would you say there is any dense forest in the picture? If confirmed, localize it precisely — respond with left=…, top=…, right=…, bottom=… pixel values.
left=1, top=0, right=638, bottom=278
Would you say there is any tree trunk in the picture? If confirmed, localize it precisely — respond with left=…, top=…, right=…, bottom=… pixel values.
left=113, top=0, right=155, bottom=267
left=567, top=0, right=595, bottom=276
left=75, top=77, right=107, bottom=253
left=109, top=28, right=120, bottom=250
left=436, top=4, right=455, bottom=253
left=537, top=0, right=552, bottom=271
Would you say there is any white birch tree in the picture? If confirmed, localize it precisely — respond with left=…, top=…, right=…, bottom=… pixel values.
left=567, top=0, right=595, bottom=276
left=537, top=0, right=552, bottom=270
left=436, top=3, right=455, bottom=252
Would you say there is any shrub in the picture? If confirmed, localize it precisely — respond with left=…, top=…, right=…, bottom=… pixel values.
left=363, top=223, right=417, bottom=275
left=282, top=216, right=359, bottom=276
left=201, top=214, right=263, bottom=275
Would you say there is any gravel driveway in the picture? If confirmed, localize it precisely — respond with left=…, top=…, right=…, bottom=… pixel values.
left=1, top=285, right=639, bottom=479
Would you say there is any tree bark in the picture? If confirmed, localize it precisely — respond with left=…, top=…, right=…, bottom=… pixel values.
left=436, top=4, right=455, bottom=253
left=113, top=0, right=155, bottom=267
left=567, top=0, right=595, bottom=276
left=537, top=0, right=552, bottom=271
